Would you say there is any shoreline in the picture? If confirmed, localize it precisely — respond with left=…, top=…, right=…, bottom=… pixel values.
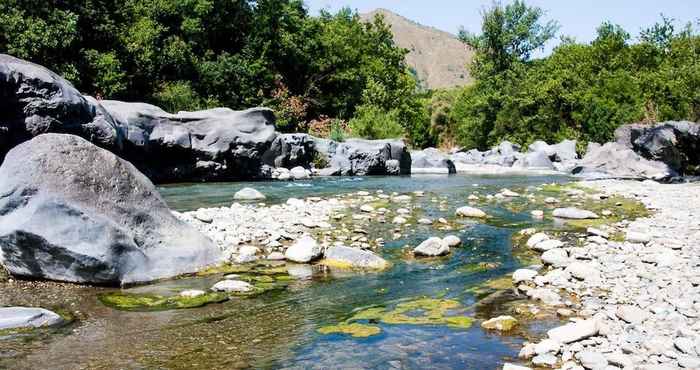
left=510, top=179, right=700, bottom=369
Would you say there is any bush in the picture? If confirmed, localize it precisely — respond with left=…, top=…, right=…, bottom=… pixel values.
left=329, top=119, right=346, bottom=142
left=154, top=81, right=219, bottom=113
left=348, top=105, right=405, bottom=139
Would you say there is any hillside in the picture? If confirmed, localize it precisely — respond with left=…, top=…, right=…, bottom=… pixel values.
left=360, top=8, right=474, bottom=90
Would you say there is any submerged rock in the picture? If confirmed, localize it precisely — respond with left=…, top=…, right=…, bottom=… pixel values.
left=0, top=134, right=220, bottom=284
left=322, top=246, right=388, bottom=269
left=211, top=280, right=253, bottom=293
left=552, top=207, right=599, bottom=219
left=481, top=315, right=518, bottom=331
left=443, top=235, right=462, bottom=247
left=233, top=187, right=266, bottom=200
left=0, top=307, right=64, bottom=330
left=455, top=206, right=487, bottom=218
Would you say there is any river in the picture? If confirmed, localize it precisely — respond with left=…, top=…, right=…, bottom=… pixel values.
left=0, top=174, right=570, bottom=369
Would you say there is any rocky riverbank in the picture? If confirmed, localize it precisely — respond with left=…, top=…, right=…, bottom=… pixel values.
left=508, top=179, right=700, bottom=369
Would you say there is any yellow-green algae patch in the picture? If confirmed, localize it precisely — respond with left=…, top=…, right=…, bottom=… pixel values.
left=560, top=195, right=650, bottom=229
left=355, top=298, right=473, bottom=328
left=318, top=297, right=475, bottom=339
left=196, top=263, right=290, bottom=277
left=317, top=323, right=382, bottom=338
left=465, top=275, right=514, bottom=298
left=98, top=291, right=229, bottom=311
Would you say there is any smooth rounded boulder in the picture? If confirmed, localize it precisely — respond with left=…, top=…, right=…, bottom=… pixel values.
left=0, top=134, right=220, bottom=285
left=455, top=206, right=487, bottom=218
left=413, top=237, right=450, bottom=257
left=0, top=307, right=64, bottom=330
left=285, top=235, right=322, bottom=263
left=0, top=54, right=123, bottom=162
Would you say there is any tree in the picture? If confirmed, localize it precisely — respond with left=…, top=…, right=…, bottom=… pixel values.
left=459, top=0, right=558, bottom=77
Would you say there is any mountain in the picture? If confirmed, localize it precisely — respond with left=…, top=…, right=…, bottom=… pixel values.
left=360, top=8, right=474, bottom=90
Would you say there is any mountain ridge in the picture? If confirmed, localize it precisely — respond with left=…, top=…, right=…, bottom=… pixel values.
left=360, top=8, right=474, bottom=90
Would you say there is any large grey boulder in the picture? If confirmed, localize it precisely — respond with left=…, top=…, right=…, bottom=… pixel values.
left=483, top=141, right=521, bottom=167
left=450, top=149, right=485, bottom=164
left=0, top=134, right=220, bottom=284
left=550, top=140, right=578, bottom=162
left=102, top=100, right=277, bottom=182
left=261, top=133, right=316, bottom=169
left=0, top=54, right=123, bottom=162
left=0, top=307, right=64, bottom=330
left=314, top=138, right=410, bottom=176
left=513, top=150, right=554, bottom=170
left=614, top=123, right=647, bottom=148
left=410, top=148, right=456, bottom=174
left=573, top=142, right=674, bottom=180
left=631, top=121, right=700, bottom=175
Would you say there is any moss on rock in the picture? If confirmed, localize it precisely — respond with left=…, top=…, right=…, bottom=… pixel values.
left=98, top=291, right=229, bottom=311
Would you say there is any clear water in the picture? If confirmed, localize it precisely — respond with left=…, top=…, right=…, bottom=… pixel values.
left=0, top=174, right=569, bottom=370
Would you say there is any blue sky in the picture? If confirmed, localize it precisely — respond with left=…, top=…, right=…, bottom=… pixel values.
left=304, top=0, right=699, bottom=54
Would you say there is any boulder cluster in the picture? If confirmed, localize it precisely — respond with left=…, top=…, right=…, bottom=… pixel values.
left=0, top=54, right=409, bottom=183
left=412, top=128, right=699, bottom=180
left=3, top=54, right=699, bottom=184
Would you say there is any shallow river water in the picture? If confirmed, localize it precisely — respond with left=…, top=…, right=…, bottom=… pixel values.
left=0, top=174, right=570, bottom=370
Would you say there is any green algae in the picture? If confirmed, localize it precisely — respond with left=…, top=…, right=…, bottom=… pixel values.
left=559, top=195, right=650, bottom=229
left=317, top=323, right=382, bottom=338
left=318, top=297, right=475, bottom=339
left=465, top=275, right=514, bottom=298
left=196, top=264, right=256, bottom=277
left=348, top=306, right=386, bottom=321
left=458, top=261, right=502, bottom=274
left=352, top=298, right=473, bottom=328
left=98, top=291, right=229, bottom=311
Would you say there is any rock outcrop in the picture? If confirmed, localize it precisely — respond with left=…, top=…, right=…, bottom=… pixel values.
left=630, top=121, right=700, bottom=175
left=315, top=138, right=411, bottom=176
left=102, top=100, right=277, bottom=182
left=261, top=133, right=316, bottom=169
left=0, top=55, right=409, bottom=182
left=0, top=134, right=220, bottom=285
left=410, top=148, right=456, bottom=174
left=573, top=142, right=674, bottom=180
left=0, top=54, right=123, bottom=162
left=450, top=139, right=576, bottom=173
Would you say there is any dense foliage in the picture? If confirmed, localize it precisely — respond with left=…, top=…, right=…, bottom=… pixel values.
left=1, top=0, right=698, bottom=149
left=449, top=2, right=700, bottom=150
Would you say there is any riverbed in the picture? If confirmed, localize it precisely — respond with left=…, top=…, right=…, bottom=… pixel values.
left=0, top=174, right=572, bottom=369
